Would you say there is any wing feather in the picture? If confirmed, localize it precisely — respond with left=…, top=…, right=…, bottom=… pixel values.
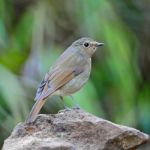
left=34, top=68, right=81, bottom=101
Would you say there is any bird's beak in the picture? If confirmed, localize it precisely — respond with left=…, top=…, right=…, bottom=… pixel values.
left=96, top=42, right=104, bottom=47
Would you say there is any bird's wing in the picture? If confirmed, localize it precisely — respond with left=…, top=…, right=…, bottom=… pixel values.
left=27, top=67, right=83, bottom=123
left=34, top=67, right=83, bottom=101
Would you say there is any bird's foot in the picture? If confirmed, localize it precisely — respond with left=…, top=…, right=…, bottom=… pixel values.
left=64, top=105, right=72, bottom=111
left=59, top=107, right=71, bottom=113
left=72, top=104, right=81, bottom=110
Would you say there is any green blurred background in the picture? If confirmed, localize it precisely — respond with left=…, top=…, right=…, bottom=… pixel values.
left=0, top=0, right=150, bottom=148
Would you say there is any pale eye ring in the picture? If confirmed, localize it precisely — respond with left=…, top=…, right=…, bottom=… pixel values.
left=84, top=42, right=89, bottom=47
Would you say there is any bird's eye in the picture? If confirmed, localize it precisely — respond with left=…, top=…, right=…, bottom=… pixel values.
left=84, top=42, right=89, bottom=47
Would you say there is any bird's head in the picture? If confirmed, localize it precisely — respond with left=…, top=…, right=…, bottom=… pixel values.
left=71, top=37, right=104, bottom=57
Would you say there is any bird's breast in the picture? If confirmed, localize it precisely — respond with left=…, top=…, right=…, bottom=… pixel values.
left=56, top=58, right=91, bottom=96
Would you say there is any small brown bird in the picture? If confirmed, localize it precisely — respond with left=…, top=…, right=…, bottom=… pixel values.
left=26, top=37, right=104, bottom=123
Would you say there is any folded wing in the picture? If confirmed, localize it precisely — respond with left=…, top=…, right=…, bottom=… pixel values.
left=35, top=67, right=83, bottom=101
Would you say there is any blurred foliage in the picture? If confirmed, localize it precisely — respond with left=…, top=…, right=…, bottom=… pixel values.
left=0, top=0, right=150, bottom=148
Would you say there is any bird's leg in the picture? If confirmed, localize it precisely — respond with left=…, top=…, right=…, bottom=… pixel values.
left=69, top=95, right=80, bottom=109
left=60, top=96, right=71, bottom=111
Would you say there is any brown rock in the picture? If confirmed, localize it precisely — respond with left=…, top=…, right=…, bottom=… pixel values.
left=2, top=109, right=149, bottom=150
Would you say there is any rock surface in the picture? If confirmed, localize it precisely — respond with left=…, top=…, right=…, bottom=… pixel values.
left=2, top=109, right=149, bottom=150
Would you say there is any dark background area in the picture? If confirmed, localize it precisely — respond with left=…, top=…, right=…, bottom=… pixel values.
left=0, top=0, right=150, bottom=148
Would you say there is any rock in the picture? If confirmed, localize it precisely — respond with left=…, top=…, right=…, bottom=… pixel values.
left=2, top=109, right=149, bottom=150
left=137, top=140, right=150, bottom=150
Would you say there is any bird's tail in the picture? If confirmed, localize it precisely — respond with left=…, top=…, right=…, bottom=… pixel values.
left=26, top=99, right=46, bottom=123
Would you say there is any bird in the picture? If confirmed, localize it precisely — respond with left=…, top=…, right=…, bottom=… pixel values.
left=26, top=37, right=104, bottom=123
